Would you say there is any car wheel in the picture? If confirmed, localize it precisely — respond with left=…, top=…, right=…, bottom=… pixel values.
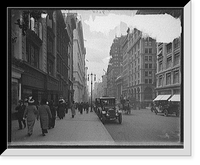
left=118, top=114, right=122, bottom=124
left=164, top=110, right=168, bottom=117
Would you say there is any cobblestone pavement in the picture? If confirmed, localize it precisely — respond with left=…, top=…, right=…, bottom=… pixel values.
left=103, top=109, right=181, bottom=145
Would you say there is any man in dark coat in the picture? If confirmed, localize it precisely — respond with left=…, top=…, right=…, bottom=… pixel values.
left=15, top=100, right=26, bottom=130
left=48, top=100, right=56, bottom=129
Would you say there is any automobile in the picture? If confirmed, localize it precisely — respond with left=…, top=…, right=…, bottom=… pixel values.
left=97, top=96, right=122, bottom=124
left=152, top=94, right=180, bottom=117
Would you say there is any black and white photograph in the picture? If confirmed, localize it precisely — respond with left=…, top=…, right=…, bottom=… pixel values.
left=4, top=3, right=193, bottom=157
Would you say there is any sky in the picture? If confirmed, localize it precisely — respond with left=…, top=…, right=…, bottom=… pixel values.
left=63, top=10, right=182, bottom=88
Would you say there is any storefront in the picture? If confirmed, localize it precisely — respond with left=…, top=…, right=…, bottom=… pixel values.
left=11, top=66, right=24, bottom=114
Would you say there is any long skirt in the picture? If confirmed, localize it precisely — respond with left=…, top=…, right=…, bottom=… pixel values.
left=27, top=119, right=35, bottom=135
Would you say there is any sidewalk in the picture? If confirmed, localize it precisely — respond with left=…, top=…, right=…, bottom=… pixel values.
left=9, top=109, right=115, bottom=147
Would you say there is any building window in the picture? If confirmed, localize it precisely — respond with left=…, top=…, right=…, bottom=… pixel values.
left=173, top=70, right=179, bottom=84
left=166, top=73, right=171, bottom=85
left=149, top=41, right=152, bottom=46
left=26, top=40, right=39, bottom=68
left=149, top=63, right=152, bottom=69
left=149, top=71, right=152, bottom=76
left=149, top=56, right=152, bottom=61
left=145, top=56, right=148, bottom=61
left=145, top=48, right=148, bottom=54
left=159, top=75, right=163, bottom=86
left=167, top=56, right=172, bottom=69
left=149, top=79, right=152, bottom=84
left=174, top=38, right=180, bottom=49
left=145, top=71, right=148, bottom=77
left=166, top=43, right=172, bottom=54
left=149, top=48, right=152, bottom=54
left=158, top=60, right=163, bottom=72
left=48, top=60, right=54, bottom=76
left=145, top=79, right=148, bottom=84
left=145, top=64, right=148, bottom=69
left=174, top=53, right=180, bottom=66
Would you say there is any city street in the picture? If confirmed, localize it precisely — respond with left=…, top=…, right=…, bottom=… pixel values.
left=103, top=109, right=181, bottom=145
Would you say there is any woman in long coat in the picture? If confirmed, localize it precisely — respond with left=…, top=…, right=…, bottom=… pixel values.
left=23, top=96, right=38, bottom=136
left=38, top=98, right=52, bottom=136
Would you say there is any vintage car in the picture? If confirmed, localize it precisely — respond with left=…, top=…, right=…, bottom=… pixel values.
left=151, top=94, right=180, bottom=117
left=97, top=96, right=122, bottom=124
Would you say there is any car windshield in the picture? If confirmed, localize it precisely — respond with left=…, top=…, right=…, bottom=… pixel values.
left=100, top=99, right=115, bottom=106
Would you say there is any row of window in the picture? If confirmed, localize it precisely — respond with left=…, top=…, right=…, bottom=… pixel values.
left=158, top=52, right=180, bottom=72
left=158, top=70, right=180, bottom=87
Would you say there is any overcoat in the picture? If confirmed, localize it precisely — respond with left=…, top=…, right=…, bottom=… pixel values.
left=23, top=105, right=38, bottom=134
left=38, top=105, right=52, bottom=130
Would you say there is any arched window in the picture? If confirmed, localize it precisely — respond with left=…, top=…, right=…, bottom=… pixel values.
left=144, top=87, right=153, bottom=100
left=137, top=87, right=140, bottom=101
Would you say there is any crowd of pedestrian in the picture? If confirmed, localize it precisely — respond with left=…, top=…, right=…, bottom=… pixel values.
left=15, top=96, right=91, bottom=137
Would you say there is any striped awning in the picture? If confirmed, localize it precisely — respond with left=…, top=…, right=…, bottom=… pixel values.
left=153, top=95, right=165, bottom=101
left=159, top=95, right=171, bottom=101
left=168, top=94, right=180, bottom=101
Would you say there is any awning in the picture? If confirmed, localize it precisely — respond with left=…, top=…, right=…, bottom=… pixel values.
left=159, top=95, right=171, bottom=101
left=168, top=94, right=180, bottom=101
left=153, top=95, right=165, bottom=101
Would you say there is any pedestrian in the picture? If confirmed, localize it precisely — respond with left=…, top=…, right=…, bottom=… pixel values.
left=38, top=98, right=52, bottom=136
left=48, top=100, right=56, bottom=129
left=23, top=96, right=38, bottom=136
left=15, top=100, right=26, bottom=130
left=57, top=99, right=65, bottom=119
left=71, top=101, right=76, bottom=118
left=80, top=102, right=83, bottom=114
left=86, top=102, right=89, bottom=114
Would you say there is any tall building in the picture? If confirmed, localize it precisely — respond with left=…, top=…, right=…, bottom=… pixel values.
left=63, top=12, right=77, bottom=105
left=123, top=28, right=157, bottom=108
left=11, top=9, right=77, bottom=115
left=136, top=9, right=182, bottom=98
left=72, top=16, right=86, bottom=103
left=107, top=35, right=125, bottom=98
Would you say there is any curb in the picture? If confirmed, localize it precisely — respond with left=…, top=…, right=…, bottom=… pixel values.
left=92, top=112, right=115, bottom=142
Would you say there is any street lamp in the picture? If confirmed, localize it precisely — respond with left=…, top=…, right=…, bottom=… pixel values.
left=88, top=73, right=96, bottom=112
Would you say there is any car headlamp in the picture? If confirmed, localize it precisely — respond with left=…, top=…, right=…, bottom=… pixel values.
left=102, top=111, right=106, bottom=114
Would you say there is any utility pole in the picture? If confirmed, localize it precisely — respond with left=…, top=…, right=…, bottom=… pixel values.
left=88, top=73, right=96, bottom=112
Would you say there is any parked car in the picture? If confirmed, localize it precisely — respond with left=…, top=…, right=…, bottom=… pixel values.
left=97, top=96, right=122, bottom=124
left=151, top=95, right=180, bottom=117
left=163, top=101, right=180, bottom=116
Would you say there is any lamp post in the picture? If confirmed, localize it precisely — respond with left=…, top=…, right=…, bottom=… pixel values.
left=88, top=73, right=96, bottom=112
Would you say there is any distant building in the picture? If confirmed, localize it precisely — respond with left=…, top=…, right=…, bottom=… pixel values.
left=72, top=16, right=86, bottom=103
left=107, top=35, right=125, bottom=98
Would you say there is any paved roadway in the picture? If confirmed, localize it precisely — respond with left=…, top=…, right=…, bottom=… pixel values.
left=103, top=109, right=181, bottom=145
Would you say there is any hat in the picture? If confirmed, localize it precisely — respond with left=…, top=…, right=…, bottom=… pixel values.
left=59, top=98, right=65, bottom=103
left=28, top=96, right=35, bottom=104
